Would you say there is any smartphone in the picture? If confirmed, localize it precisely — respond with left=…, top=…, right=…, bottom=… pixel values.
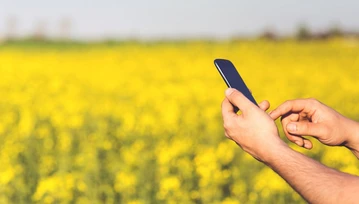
left=214, top=59, right=257, bottom=111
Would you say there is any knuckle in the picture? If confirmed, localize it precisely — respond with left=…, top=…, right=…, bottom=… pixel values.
left=289, top=113, right=299, bottom=121
left=283, top=100, right=293, bottom=106
left=247, top=105, right=256, bottom=112
left=228, top=90, right=242, bottom=101
left=308, top=98, right=319, bottom=105
left=281, top=118, right=289, bottom=126
left=229, top=89, right=238, bottom=97
left=281, top=115, right=290, bottom=122
left=282, top=100, right=293, bottom=109
left=299, top=112, right=308, bottom=120
left=302, top=122, right=309, bottom=131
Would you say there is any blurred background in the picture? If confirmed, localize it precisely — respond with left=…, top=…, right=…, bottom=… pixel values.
left=1, top=0, right=359, bottom=41
left=0, top=0, right=359, bottom=203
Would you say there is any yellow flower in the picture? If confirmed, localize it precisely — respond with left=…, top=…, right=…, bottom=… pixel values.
left=0, top=39, right=358, bottom=203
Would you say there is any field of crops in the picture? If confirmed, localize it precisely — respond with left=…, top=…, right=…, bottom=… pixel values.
left=0, top=39, right=358, bottom=203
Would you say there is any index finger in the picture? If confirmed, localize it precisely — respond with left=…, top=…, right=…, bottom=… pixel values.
left=269, top=99, right=311, bottom=120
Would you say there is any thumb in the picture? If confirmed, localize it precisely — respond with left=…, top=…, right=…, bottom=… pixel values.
left=225, top=88, right=253, bottom=113
left=286, top=121, right=326, bottom=138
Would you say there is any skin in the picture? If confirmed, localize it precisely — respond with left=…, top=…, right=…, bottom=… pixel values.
left=269, top=98, right=359, bottom=159
left=221, top=88, right=359, bottom=203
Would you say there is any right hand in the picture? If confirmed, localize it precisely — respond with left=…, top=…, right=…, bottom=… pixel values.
left=269, top=98, right=359, bottom=151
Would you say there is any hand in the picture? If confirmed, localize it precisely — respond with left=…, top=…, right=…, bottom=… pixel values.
left=221, top=88, right=287, bottom=162
left=269, top=98, right=359, bottom=152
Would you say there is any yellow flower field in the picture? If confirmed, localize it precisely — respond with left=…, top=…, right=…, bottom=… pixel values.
left=0, top=39, right=358, bottom=203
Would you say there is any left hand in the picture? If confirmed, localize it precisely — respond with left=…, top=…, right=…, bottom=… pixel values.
left=221, top=88, right=287, bottom=162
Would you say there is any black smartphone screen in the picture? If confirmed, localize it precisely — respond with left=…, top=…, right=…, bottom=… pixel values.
left=214, top=59, right=258, bottom=108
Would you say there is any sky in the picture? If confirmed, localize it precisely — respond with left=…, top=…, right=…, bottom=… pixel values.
left=0, top=0, right=359, bottom=40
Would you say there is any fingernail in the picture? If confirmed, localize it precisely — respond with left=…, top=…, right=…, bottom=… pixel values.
left=225, top=88, right=235, bottom=96
left=287, top=123, right=297, bottom=132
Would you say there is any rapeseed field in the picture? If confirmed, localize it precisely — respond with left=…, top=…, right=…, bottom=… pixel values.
left=0, top=39, right=358, bottom=203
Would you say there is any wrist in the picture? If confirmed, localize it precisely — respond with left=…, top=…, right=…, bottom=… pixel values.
left=343, top=119, right=359, bottom=157
left=260, top=138, right=290, bottom=165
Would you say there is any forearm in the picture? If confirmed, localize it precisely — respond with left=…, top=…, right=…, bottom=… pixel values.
left=264, top=144, right=359, bottom=203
